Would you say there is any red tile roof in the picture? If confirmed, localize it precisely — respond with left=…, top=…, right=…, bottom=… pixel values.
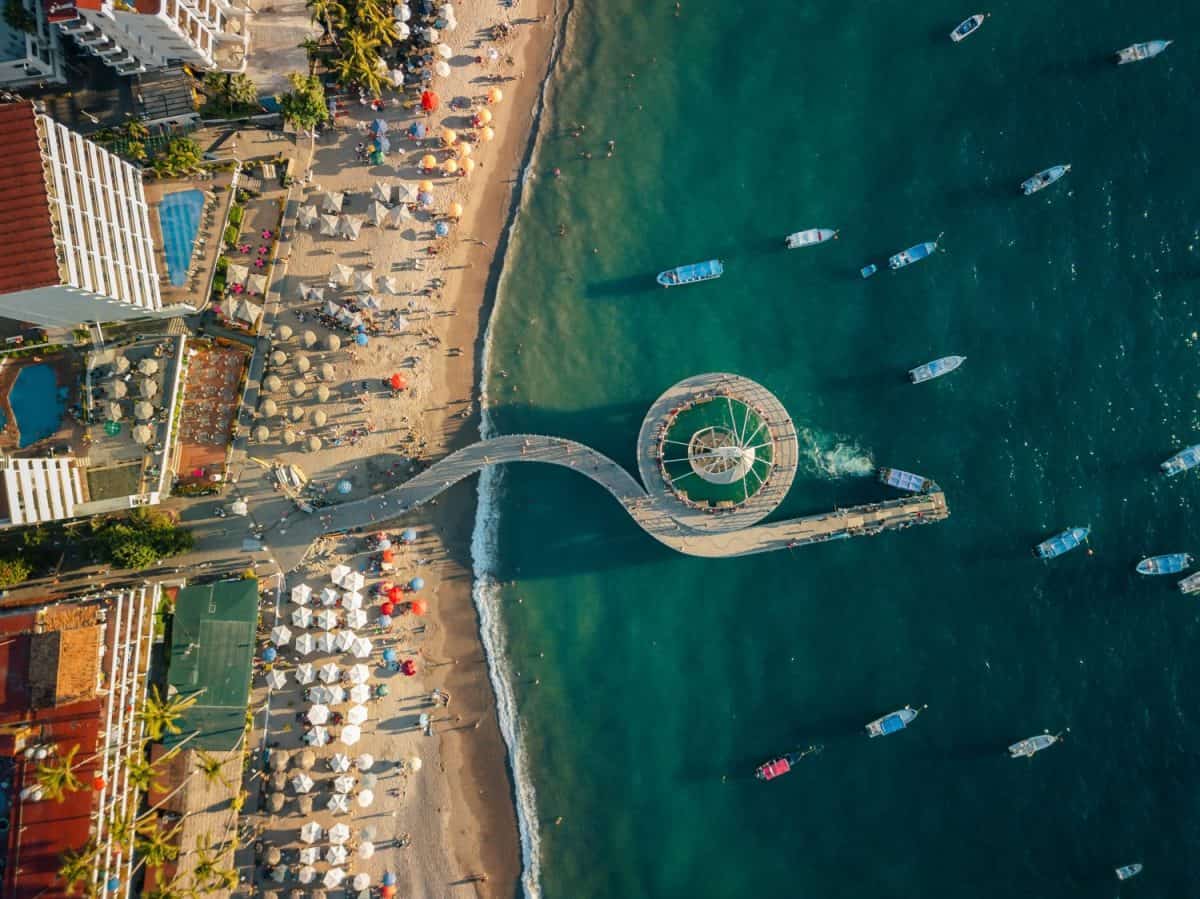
left=0, top=103, right=61, bottom=296
left=43, top=0, right=102, bottom=25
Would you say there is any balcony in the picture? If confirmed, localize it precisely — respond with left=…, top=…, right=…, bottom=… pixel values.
left=114, top=59, right=144, bottom=74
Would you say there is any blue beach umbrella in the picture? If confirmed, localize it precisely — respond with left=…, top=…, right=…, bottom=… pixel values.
left=402, top=527, right=417, bottom=543
left=417, top=190, right=434, bottom=207
left=262, top=646, right=277, bottom=663
left=434, top=221, right=450, bottom=237
left=374, top=135, right=391, bottom=153
left=355, top=333, right=369, bottom=346
left=378, top=614, right=393, bottom=628
left=371, top=118, right=388, bottom=134
left=409, top=576, right=424, bottom=591
left=382, top=648, right=398, bottom=663
left=383, top=872, right=397, bottom=886
left=408, top=121, right=427, bottom=139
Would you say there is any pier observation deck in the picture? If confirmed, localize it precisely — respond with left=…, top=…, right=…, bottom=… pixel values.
left=273, top=373, right=949, bottom=571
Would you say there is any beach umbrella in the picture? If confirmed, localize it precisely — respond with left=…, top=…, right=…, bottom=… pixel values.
left=354, top=333, right=367, bottom=346
left=420, top=89, right=439, bottom=111
left=292, top=583, right=312, bottom=605
left=318, top=360, right=335, bottom=380
left=291, top=380, right=307, bottom=398
left=345, top=608, right=368, bottom=630
left=461, top=157, right=476, bottom=175
left=327, top=793, right=351, bottom=814
left=247, top=273, right=268, bottom=294
left=457, top=141, right=472, bottom=158
left=303, top=330, right=318, bottom=348
left=337, top=215, right=363, bottom=240
left=319, top=214, right=339, bottom=236
left=384, top=205, right=409, bottom=229
left=282, top=426, right=297, bottom=445
left=396, top=19, right=410, bottom=38
left=296, top=355, right=311, bottom=374
left=420, top=153, right=437, bottom=171
left=298, top=205, right=319, bottom=229
left=344, top=570, right=366, bottom=592
left=329, top=752, right=351, bottom=773
left=333, top=774, right=356, bottom=795
left=350, top=636, right=373, bottom=659
left=382, top=648, right=398, bottom=664
left=357, top=842, right=376, bottom=861
left=378, top=614, right=393, bottom=628
left=133, top=400, right=154, bottom=421
left=356, top=788, right=375, bottom=808
left=269, top=771, right=288, bottom=792
left=319, top=662, right=340, bottom=684
left=407, top=122, right=426, bottom=140
left=264, top=374, right=282, bottom=393
left=371, top=117, right=388, bottom=135
left=329, top=822, right=352, bottom=844
left=270, top=625, right=292, bottom=646
left=474, top=107, right=492, bottom=126
left=323, top=869, right=346, bottom=889
left=327, top=333, right=342, bottom=351
left=316, top=630, right=338, bottom=653
left=105, top=379, right=127, bottom=399
left=347, top=663, right=370, bottom=685
left=291, top=771, right=314, bottom=793
left=260, top=398, right=279, bottom=418
left=375, top=683, right=390, bottom=698
left=380, top=600, right=395, bottom=616
left=227, top=263, right=250, bottom=285
left=289, top=405, right=305, bottom=423
left=131, top=424, right=153, bottom=444
left=326, top=844, right=349, bottom=866
left=106, top=402, right=123, bottom=422
left=267, top=668, right=287, bottom=690
left=306, top=704, right=330, bottom=726
left=266, top=791, right=286, bottom=813
left=480, top=125, right=495, bottom=143
left=307, top=410, right=325, bottom=428
left=298, top=847, right=319, bottom=865
left=349, top=683, right=371, bottom=705
left=488, top=86, right=504, bottom=104
left=305, top=726, right=329, bottom=746
left=440, top=127, right=457, bottom=146
left=410, top=598, right=428, bottom=616
left=315, top=386, right=331, bottom=405
left=340, top=725, right=362, bottom=746
left=331, top=263, right=354, bottom=287
left=292, top=606, right=313, bottom=629
left=136, top=357, right=159, bottom=376
left=418, top=190, right=434, bottom=209
left=321, top=192, right=345, bottom=213
left=434, top=220, right=450, bottom=237
left=298, top=866, right=317, bottom=885
left=366, top=201, right=387, bottom=226
left=321, top=582, right=341, bottom=604
left=300, top=284, right=324, bottom=302
left=353, top=873, right=371, bottom=891
left=382, top=872, right=397, bottom=887
left=346, top=704, right=369, bottom=726
left=434, top=60, right=451, bottom=77
left=296, top=662, right=316, bottom=684
left=270, top=750, right=290, bottom=772
left=306, top=434, right=323, bottom=452
left=410, top=577, right=425, bottom=590
left=401, top=659, right=417, bottom=676
left=448, top=201, right=463, bottom=219
left=342, top=590, right=363, bottom=611
left=296, top=749, right=317, bottom=770
left=388, top=586, right=405, bottom=603
left=333, top=564, right=350, bottom=585
left=396, top=1, right=410, bottom=19
left=270, top=351, right=287, bottom=367
left=278, top=324, right=293, bottom=341
left=402, top=527, right=418, bottom=543
left=436, top=42, right=452, bottom=58
left=354, top=270, right=373, bottom=292
left=309, top=684, right=332, bottom=705
left=335, top=629, right=357, bottom=652
left=114, top=355, right=130, bottom=373
left=300, top=821, right=323, bottom=844
left=230, top=499, right=248, bottom=517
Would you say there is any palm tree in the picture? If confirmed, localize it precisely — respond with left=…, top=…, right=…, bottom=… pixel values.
left=299, top=36, right=323, bottom=74
left=106, top=805, right=137, bottom=854
left=38, top=744, right=85, bottom=802
left=193, top=750, right=230, bottom=788
left=135, top=820, right=182, bottom=871
left=125, top=754, right=166, bottom=795
left=331, top=31, right=383, bottom=95
left=139, top=686, right=200, bottom=741
left=359, top=13, right=398, bottom=48
left=306, top=0, right=345, bottom=40
left=143, top=875, right=199, bottom=899
left=187, top=834, right=238, bottom=892
left=58, top=841, right=99, bottom=894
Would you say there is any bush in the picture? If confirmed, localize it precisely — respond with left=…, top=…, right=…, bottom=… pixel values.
left=228, top=204, right=245, bottom=228
left=95, top=509, right=194, bottom=571
left=0, top=556, right=31, bottom=588
left=224, top=225, right=239, bottom=248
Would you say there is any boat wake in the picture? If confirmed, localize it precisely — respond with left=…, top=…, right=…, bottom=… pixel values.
left=796, top=426, right=875, bottom=478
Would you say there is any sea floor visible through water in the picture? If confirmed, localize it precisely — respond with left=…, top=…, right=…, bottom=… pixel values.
left=474, top=1, right=1200, bottom=895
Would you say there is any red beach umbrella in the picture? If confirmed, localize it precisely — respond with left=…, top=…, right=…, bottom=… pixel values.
left=420, top=90, right=439, bottom=112
left=381, top=549, right=395, bottom=563
left=380, top=601, right=395, bottom=616
left=389, top=373, right=406, bottom=390
left=388, top=586, right=405, bottom=603
left=381, top=888, right=397, bottom=898
left=400, top=659, right=417, bottom=676
left=409, top=598, right=427, bottom=617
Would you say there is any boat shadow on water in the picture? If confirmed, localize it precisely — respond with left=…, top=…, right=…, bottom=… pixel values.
left=1038, top=53, right=1120, bottom=79
left=583, top=274, right=661, bottom=300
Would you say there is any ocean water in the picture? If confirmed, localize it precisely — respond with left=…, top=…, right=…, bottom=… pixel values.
left=474, top=1, right=1200, bottom=896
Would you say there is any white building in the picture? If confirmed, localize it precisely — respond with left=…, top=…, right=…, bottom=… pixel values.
left=0, top=101, right=164, bottom=327
left=0, top=456, right=86, bottom=525
left=49, top=0, right=248, bottom=76
left=0, top=0, right=66, bottom=88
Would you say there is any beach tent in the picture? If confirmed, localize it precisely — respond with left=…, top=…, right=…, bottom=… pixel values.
left=321, top=191, right=345, bottom=213
left=330, top=264, right=354, bottom=288
left=366, top=201, right=387, bottom=226
left=337, top=215, right=363, bottom=240
left=292, top=583, right=312, bottom=605
left=297, top=205, right=319, bottom=229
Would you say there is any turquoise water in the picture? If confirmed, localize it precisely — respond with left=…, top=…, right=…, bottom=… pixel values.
left=11, top=364, right=64, bottom=448
left=158, top=189, right=205, bottom=287
left=479, top=1, right=1200, bottom=896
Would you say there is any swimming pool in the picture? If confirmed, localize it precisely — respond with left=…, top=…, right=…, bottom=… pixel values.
left=10, top=364, right=65, bottom=448
left=157, top=189, right=205, bottom=287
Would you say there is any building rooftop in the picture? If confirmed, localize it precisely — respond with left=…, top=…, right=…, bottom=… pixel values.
left=0, top=103, right=59, bottom=296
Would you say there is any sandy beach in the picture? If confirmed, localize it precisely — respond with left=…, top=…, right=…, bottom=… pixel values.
left=246, top=0, right=559, bottom=895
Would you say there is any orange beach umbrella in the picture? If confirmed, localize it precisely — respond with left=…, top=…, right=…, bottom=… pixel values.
left=419, top=154, right=437, bottom=171
left=487, top=87, right=503, bottom=104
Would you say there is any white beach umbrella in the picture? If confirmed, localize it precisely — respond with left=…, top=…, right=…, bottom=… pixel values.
left=291, top=772, right=314, bottom=793
left=345, top=608, right=368, bottom=630
left=323, top=868, right=346, bottom=889
left=366, top=201, right=387, bottom=226
left=298, top=205, right=319, bottom=229
left=316, top=631, right=338, bottom=654
left=330, top=265, right=353, bottom=288
left=372, top=182, right=391, bottom=203
left=396, top=19, right=410, bottom=38
left=266, top=669, right=287, bottom=690
left=319, top=214, right=339, bottom=236
left=356, top=789, right=375, bottom=808
left=298, top=866, right=317, bottom=885
left=333, top=774, right=356, bottom=795
left=321, top=191, right=344, bottom=213
left=320, top=586, right=340, bottom=608
left=294, top=633, right=316, bottom=656
left=396, top=2, right=410, bottom=20
left=319, top=662, right=341, bottom=684
left=300, top=821, right=323, bottom=844
left=315, top=608, right=339, bottom=630
left=352, top=270, right=373, bottom=293
left=347, top=664, right=370, bottom=685
left=343, top=571, right=366, bottom=592
left=423, top=26, right=437, bottom=41
left=292, top=583, right=312, bottom=605
left=307, top=704, right=330, bottom=725
left=408, top=756, right=422, bottom=772
left=357, top=842, right=375, bottom=860
left=350, top=636, right=373, bottom=659
left=434, top=60, right=451, bottom=78
left=353, top=872, right=371, bottom=890
left=355, top=752, right=375, bottom=771
left=384, top=205, right=409, bottom=229
left=326, top=684, right=347, bottom=705
left=342, top=590, right=363, bottom=611
left=331, top=564, right=351, bottom=585
left=296, top=662, right=316, bottom=685
left=376, top=275, right=399, bottom=295
left=336, top=215, right=363, bottom=240
left=326, top=844, right=349, bottom=866
left=340, top=725, right=362, bottom=746
left=436, top=42, right=452, bottom=59
left=299, top=847, right=319, bottom=865
left=349, top=683, right=371, bottom=704
left=329, top=753, right=352, bottom=773
left=328, top=822, right=351, bottom=845
left=292, top=606, right=313, bottom=629
left=327, top=793, right=351, bottom=814
left=227, top=263, right=249, bottom=285
left=335, top=630, right=357, bottom=652
left=346, top=705, right=369, bottom=726
left=270, top=625, right=292, bottom=646
left=309, top=685, right=332, bottom=704
left=305, top=726, right=330, bottom=746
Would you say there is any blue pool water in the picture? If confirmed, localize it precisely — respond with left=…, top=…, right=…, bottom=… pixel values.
left=10, top=364, right=64, bottom=448
left=157, top=189, right=205, bottom=287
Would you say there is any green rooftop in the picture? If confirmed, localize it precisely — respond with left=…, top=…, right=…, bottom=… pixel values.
left=166, top=579, right=258, bottom=751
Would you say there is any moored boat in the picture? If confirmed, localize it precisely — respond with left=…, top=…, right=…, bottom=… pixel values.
left=656, top=259, right=724, bottom=288
left=1160, top=444, right=1200, bottom=476
left=879, top=467, right=937, bottom=494
left=866, top=705, right=922, bottom=738
left=1115, top=863, right=1143, bottom=880
left=909, top=355, right=965, bottom=384
left=1008, top=730, right=1064, bottom=758
left=1136, top=553, right=1192, bottom=576
left=785, top=228, right=837, bottom=249
left=754, top=744, right=822, bottom=781
left=1179, top=571, right=1200, bottom=594
left=1022, top=164, right=1070, bottom=195
left=1034, top=526, right=1089, bottom=559
left=889, top=236, right=940, bottom=270
left=950, top=13, right=986, bottom=42
left=1117, top=40, right=1171, bottom=64
left=860, top=263, right=878, bottom=279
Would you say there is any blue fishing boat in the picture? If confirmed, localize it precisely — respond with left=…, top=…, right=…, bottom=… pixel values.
left=950, top=13, right=987, bottom=42
left=860, top=263, right=878, bottom=279
left=1021, top=164, right=1070, bottom=195
left=879, top=467, right=936, bottom=493
left=865, top=705, right=922, bottom=738
left=1160, top=444, right=1200, bottom=476
left=909, top=355, right=965, bottom=384
left=1034, top=526, right=1090, bottom=559
left=656, top=259, right=724, bottom=288
left=888, top=238, right=939, bottom=270
left=1115, top=863, right=1143, bottom=881
left=1117, top=40, right=1171, bottom=64
left=1136, top=553, right=1192, bottom=575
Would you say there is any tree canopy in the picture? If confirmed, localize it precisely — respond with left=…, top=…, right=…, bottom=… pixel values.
left=277, top=73, right=330, bottom=133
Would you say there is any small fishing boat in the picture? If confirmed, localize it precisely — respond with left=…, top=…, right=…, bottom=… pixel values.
left=889, top=236, right=940, bottom=270
left=1008, top=730, right=1063, bottom=759
left=950, top=13, right=986, bottom=42
left=1021, top=164, right=1070, bottom=196
left=785, top=228, right=837, bottom=249
left=860, top=263, right=878, bottom=279
left=1034, top=526, right=1090, bottom=559
left=1136, top=553, right=1192, bottom=575
left=754, top=744, right=822, bottom=782
left=1160, top=444, right=1200, bottom=476
left=656, top=259, right=724, bottom=288
left=1117, top=40, right=1171, bottom=64
left=866, top=705, right=922, bottom=738
left=1179, top=572, right=1200, bottom=594
left=879, top=467, right=937, bottom=494
left=1115, top=863, right=1143, bottom=881
left=909, top=356, right=965, bottom=384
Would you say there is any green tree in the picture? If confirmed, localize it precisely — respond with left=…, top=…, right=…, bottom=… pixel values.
left=202, top=72, right=259, bottom=114
left=57, top=841, right=99, bottom=895
left=135, top=820, right=181, bottom=871
left=3, top=0, right=36, bottom=33
left=299, top=36, right=324, bottom=74
left=37, top=744, right=85, bottom=802
left=330, top=30, right=382, bottom=94
left=0, top=555, right=31, bottom=587
left=107, top=806, right=137, bottom=854
left=278, top=73, right=330, bottom=133
left=306, top=0, right=345, bottom=39
left=150, top=137, right=203, bottom=178
left=139, top=686, right=200, bottom=741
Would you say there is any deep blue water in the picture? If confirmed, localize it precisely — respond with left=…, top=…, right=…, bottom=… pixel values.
left=11, top=364, right=64, bottom=448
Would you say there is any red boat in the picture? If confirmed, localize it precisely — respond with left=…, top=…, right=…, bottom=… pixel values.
left=754, top=744, right=822, bottom=781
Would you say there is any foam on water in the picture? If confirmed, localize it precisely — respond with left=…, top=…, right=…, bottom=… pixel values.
left=795, top=426, right=875, bottom=478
